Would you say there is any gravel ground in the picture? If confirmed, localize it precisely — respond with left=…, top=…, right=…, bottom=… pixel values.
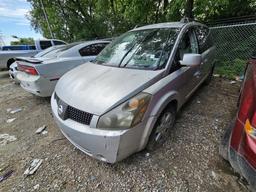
left=0, top=71, right=249, bottom=192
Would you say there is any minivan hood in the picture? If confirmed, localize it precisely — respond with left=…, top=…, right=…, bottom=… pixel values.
left=55, top=62, right=163, bottom=115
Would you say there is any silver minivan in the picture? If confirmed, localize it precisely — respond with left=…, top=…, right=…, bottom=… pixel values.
left=51, top=21, right=215, bottom=163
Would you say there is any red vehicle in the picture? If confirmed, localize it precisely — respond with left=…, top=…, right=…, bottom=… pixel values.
left=220, top=53, right=256, bottom=191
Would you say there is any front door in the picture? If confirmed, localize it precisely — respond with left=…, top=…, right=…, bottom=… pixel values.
left=172, top=28, right=200, bottom=99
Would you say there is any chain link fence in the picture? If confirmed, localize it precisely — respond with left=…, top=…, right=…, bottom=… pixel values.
left=208, top=16, right=256, bottom=77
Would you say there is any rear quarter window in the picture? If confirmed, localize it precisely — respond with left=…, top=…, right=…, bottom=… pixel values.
left=40, top=41, right=52, bottom=50
left=79, top=43, right=109, bottom=56
left=53, top=40, right=65, bottom=45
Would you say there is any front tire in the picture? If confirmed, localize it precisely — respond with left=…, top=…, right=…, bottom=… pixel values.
left=147, top=106, right=176, bottom=151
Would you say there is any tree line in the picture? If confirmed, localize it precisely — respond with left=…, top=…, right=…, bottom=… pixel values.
left=28, top=0, right=256, bottom=42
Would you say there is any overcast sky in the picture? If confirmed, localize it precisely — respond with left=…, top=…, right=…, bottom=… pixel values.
left=0, top=0, right=43, bottom=45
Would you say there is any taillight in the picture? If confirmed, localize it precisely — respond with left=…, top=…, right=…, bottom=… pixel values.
left=245, top=119, right=256, bottom=139
left=252, top=112, right=256, bottom=128
left=18, top=64, right=38, bottom=75
left=238, top=63, right=255, bottom=122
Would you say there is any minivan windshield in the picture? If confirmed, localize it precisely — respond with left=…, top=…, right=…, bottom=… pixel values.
left=94, top=28, right=180, bottom=70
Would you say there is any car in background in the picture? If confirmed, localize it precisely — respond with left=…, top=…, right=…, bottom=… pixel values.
left=51, top=21, right=215, bottom=163
left=0, top=39, right=66, bottom=69
left=17, top=40, right=110, bottom=97
left=1, top=45, right=36, bottom=51
left=220, top=52, right=256, bottom=191
left=9, top=45, right=66, bottom=84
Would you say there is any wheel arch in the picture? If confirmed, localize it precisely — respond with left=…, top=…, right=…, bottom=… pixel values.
left=139, top=91, right=180, bottom=150
left=149, top=91, right=180, bottom=117
left=7, top=58, right=15, bottom=69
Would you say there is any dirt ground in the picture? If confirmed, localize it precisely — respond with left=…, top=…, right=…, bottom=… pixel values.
left=0, top=71, right=249, bottom=192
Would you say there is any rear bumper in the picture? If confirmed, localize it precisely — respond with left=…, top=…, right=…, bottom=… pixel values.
left=222, top=118, right=256, bottom=191
left=51, top=94, right=156, bottom=163
left=18, top=72, right=56, bottom=97
left=9, top=69, right=20, bottom=83
left=229, top=148, right=256, bottom=191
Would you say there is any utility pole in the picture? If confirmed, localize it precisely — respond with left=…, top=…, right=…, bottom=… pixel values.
left=39, top=0, right=54, bottom=39
left=0, top=30, right=5, bottom=46
left=185, top=0, right=194, bottom=19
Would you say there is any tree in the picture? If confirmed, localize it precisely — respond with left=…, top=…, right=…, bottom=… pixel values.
left=27, top=0, right=256, bottom=42
left=10, top=38, right=34, bottom=45
left=185, top=0, right=194, bottom=19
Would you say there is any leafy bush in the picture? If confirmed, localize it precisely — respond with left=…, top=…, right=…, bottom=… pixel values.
left=215, top=59, right=247, bottom=79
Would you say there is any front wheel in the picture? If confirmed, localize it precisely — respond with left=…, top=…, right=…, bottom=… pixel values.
left=147, top=106, right=176, bottom=151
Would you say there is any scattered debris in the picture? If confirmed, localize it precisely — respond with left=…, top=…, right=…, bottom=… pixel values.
left=89, top=175, right=96, bottom=181
left=0, top=170, right=14, bottom=182
left=42, top=130, right=48, bottom=135
left=6, top=118, right=16, bottom=123
left=197, top=100, right=201, bottom=104
left=0, top=134, right=17, bottom=146
left=211, top=171, right=218, bottom=180
left=35, top=125, right=47, bottom=134
left=33, top=184, right=40, bottom=190
left=10, top=108, right=22, bottom=114
left=145, top=153, right=150, bottom=157
left=24, top=159, right=43, bottom=176
left=230, top=81, right=236, bottom=84
left=6, top=108, right=12, bottom=113
left=235, top=75, right=244, bottom=82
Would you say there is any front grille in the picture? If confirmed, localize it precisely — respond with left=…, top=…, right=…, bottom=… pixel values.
left=55, top=93, right=93, bottom=125
left=66, top=105, right=93, bottom=125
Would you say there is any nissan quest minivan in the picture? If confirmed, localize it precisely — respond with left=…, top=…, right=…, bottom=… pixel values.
left=51, top=21, right=215, bottom=163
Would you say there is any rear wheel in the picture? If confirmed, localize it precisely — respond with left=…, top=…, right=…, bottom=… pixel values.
left=147, top=105, right=176, bottom=151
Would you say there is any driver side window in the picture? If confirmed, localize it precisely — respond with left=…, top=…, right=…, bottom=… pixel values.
left=170, top=29, right=199, bottom=73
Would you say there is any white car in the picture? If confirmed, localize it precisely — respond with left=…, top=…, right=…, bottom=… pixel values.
left=9, top=45, right=66, bottom=84
left=17, top=40, right=110, bottom=97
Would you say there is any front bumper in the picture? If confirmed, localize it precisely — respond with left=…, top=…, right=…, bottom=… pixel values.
left=18, top=72, right=56, bottom=97
left=51, top=94, right=156, bottom=163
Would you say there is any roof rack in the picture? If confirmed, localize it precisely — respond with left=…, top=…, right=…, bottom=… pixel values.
left=180, top=17, right=204, bottom=24
left=180, top=17, right=193, bottom=23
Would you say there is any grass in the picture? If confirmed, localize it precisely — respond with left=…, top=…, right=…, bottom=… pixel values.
left=214, top=59, right=247, bottom=79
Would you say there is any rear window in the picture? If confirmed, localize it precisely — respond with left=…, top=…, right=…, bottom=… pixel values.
left=40, top=41, right=52, bottom=50
left=53, top=40, right=65, bottom=45
left=79, top=43, right=109, bottom=56
left=42, top=43, right=79, bottom=58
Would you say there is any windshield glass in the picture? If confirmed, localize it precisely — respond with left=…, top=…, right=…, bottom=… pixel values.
left=94, top=28, right=180, bottom=70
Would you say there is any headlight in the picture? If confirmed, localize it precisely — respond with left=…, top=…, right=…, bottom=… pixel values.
left=97, top=93, right=151, bottom=129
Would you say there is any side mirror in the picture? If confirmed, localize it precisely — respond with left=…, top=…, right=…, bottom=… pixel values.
left=180, top=53, right=202, bottom=66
